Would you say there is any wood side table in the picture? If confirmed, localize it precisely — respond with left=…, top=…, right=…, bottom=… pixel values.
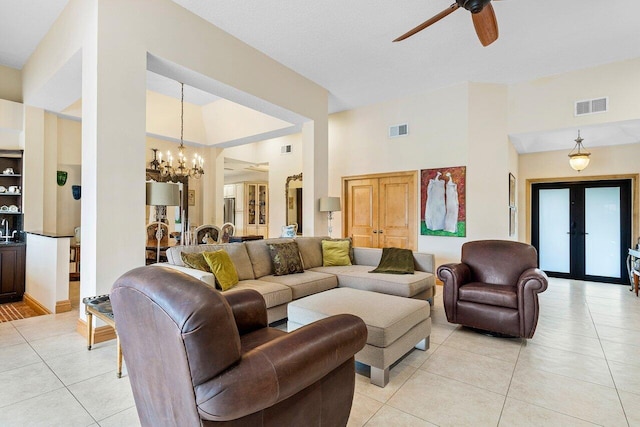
left=83, top=295, right=123, bottom=378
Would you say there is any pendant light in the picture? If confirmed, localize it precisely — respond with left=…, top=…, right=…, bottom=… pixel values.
left=568, top=130, right=591, bottom=172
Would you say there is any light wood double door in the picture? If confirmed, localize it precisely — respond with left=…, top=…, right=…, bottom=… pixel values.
left=343, top=171, right=417, bottom=250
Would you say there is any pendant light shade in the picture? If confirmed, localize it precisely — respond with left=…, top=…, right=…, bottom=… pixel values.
left=568, top=130, right=591, bottom=172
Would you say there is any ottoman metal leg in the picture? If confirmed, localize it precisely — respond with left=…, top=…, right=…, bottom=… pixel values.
left=415, top=336, right=430, bottom=351
left=370, top=367, right=389, bottom=387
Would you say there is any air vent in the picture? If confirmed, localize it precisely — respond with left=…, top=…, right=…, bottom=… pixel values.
left=575, top=97, right=608, bottom=116
left=281, top=144, right=292, bottom=155
left=389, top=123, right=409, bottom=138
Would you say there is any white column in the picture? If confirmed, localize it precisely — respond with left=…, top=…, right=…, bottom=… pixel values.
left=202, top=146, right=224, bottom=225
left=22, top=106, right=45, bottom=232
left=302, top=119, right=329, bottom=237
left=79, top=8, right=147, bottom=310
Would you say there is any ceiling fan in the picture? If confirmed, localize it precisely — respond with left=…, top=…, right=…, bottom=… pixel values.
left=394, top=0, right=501, bottom=47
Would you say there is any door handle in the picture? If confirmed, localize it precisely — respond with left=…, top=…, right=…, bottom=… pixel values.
left=378, top=230, right=383, bottom=234
left=373, top=230, right=378, bottom=234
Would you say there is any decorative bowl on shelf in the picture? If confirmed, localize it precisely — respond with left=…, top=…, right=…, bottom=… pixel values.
left=0, top=205, right=8, bottom=212
left=8, top=205, right=18, bottom=212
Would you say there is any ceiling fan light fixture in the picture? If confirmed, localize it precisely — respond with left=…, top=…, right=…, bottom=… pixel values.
left=458, top=0, right=491, bottom=13
left=568, top=130, right=591, bottom=172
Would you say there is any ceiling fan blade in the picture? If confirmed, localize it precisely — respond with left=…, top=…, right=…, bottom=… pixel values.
left=472, top=2, right=499, bottom=46
left=393, top=3, right=460, bottom=42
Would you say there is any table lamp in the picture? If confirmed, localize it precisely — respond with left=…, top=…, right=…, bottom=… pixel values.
left=146, top=182, right=180, bottom=263
left=319, top=196, right=341, bottom=237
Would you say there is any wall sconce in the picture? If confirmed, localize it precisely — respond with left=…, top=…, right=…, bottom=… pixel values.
left=568, top=130, right=591, bottom=172
left=319, top=197, right=341, bottom=238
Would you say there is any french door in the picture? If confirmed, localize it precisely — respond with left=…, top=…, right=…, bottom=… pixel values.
left=532, top=180, right=632, bottom=284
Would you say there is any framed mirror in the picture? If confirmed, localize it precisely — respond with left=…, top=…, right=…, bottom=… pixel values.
left=285, top=173, right=303, bottom=234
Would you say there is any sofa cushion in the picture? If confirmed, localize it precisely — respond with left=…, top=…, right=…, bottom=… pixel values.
left=310, top=265, right=433, bottom=298
left=245, top=238, right=294, bottom=278
left=458, top=282, right=518, bottom=309
left=167, top=244, right=255, bottom=281
left=260, top=270, right=338, bottom=300
left=295, top=236, right=327, bottom=269
left=203, top=250, right=239, bottom=291
left=225, top=280, right=292, bottom=309
left=321, top=240, right=352, bottom=267
left=267, top=242, right=304, bottom=276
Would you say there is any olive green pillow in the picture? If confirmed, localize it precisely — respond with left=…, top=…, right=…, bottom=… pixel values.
left=324, top=237, right=355, bottom=264
left=370, top=247, right=414, bottom=274
left=267, top=242, right=304, bottom=276
left=202, top=250, right=239, bottom=291
left=322, top=240, right=352, bottom=267
left=180, top=252, right=211, bottom=272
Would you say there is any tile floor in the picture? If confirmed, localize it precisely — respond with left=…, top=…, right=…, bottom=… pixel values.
left=1, top=278, right=639, bottom=426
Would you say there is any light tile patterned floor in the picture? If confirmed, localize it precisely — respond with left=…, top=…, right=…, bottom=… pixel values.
left=1, top=278, right=639, bottom=426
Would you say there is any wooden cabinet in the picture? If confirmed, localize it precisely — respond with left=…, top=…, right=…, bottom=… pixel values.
left=0, top=243, right=25, bottom=303
left=343, top=171, right=417, bottom=250
left=0, top=150, right=26, bottom=303
left=244, top=182, right=268, bottom=236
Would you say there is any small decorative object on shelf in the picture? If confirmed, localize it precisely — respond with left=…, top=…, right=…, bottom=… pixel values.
left=72, top=185, right=81, bottom=200
left=57, top=171, right=68, bottom=186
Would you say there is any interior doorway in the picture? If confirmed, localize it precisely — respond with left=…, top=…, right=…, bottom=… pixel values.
left=531, top=179, right=632, bottom=284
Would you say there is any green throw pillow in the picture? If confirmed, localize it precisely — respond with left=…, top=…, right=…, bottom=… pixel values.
left=180, top=252, right=211, bottom=272
left=324, top=237, right=355, bottom=264
left=370, top=247, right=415, bottom=274
left=202, top=250, right=239, bottom=291
left=322, top=240, right=352, bottom=267
left=267, top=242, right=304, bottom=276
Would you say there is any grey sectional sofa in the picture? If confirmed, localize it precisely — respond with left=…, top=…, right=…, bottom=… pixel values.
left=158, top=236, right=436, bottom=323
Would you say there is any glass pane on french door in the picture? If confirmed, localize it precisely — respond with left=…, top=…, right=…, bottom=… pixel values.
left=538, top=188, right=570, bottom=273
left=585, top=187, right=620, bottom=277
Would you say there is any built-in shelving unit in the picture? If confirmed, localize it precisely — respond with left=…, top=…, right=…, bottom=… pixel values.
left=0, top=149, right=25, bottom=303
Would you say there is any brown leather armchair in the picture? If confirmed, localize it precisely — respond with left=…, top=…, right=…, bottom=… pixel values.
left=111, top=267, right=367, bottom=427
left=437, top=240, right=548, bottom=338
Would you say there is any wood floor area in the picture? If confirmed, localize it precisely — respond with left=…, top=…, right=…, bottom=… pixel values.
left=0, top=301, right=40, bottom=322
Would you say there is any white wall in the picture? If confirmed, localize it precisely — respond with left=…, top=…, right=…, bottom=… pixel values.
left=0, top=65, right=22, bottom=104
left=508, top=58, right=640, bottom=135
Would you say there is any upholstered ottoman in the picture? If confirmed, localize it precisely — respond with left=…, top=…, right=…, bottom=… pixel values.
left=288, top=288, right=430, bottom=387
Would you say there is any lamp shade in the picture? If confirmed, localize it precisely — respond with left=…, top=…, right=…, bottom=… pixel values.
left=319, top=197, right=341, bottom=212
left=146, top=182, right=180, bottom=206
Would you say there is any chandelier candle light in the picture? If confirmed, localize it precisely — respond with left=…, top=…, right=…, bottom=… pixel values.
left=568, top=130, right=591, bottom=172
left=150, top=82, right=205, bottom=179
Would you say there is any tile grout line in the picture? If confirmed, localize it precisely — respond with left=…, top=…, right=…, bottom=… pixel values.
left=495, top=338, right=524, bottom=426
left=585, top=299, right=631, bottom=427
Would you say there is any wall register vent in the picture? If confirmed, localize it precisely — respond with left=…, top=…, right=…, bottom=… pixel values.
left=575, top=97, right=608, bottom=116
left=389, top=123, right=409, bottom=138
left=281, top=145, right=292, bottom=155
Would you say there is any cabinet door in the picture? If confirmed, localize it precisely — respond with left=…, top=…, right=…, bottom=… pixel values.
left=258, top=184, right=268, bottom=226
left=0, top=245, right=25, bottom=303
left=246, top=184, right=257, bottom=226
left=346, top=178, right=379, bottom=248
left=378, top=175, right=416, bottom=249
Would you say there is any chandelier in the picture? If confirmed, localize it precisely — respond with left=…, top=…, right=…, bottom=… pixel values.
left=568, top=130, right=591, bottom=172
left=149, top=82, right=204, bottom=179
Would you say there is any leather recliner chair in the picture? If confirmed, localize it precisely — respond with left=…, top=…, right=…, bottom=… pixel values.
left=437, top=240, right=548, bottom=338
left=111, top=267, right=367, bottom=427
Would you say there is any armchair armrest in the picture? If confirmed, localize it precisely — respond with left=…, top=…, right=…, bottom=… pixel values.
left=517, top=267, right=549, bottom=338
left=437, top=263, right=471, bottom=323
left=195, top=314, right=367, bottom=422
left=223, top=289, right=268, bottom=334
left=437, top=263, right=471, bottom=289
left=516, top=268, right=549, bottom=294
